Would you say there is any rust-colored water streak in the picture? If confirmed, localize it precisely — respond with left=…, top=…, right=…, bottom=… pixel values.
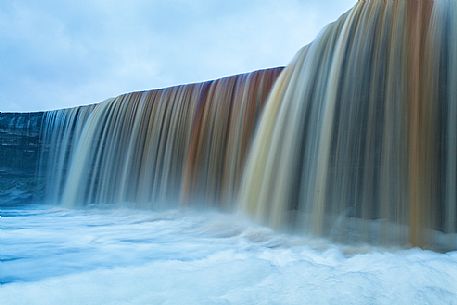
left=41, top=68, right=282, bottom=208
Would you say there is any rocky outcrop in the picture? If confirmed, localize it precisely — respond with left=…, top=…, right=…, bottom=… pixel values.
left=0, top=112, right=44, bottom=205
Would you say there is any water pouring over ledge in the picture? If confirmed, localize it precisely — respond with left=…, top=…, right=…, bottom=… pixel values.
left=240, top=0, right=457, bottom=249
left=39, top=68, right=283, bottom=209
left=1, top=0, right=457, bottom=250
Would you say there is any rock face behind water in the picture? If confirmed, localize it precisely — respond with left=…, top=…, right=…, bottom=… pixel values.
left=0, top=112, right=44, bottom=205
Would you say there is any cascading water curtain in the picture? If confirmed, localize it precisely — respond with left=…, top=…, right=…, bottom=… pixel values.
left=240, top=0, right=457, bottom=249
left=40, top=68, right=282, bottom=209
left=39, top=104, right=96, bottom=203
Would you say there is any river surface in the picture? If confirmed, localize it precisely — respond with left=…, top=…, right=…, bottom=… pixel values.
left=1, top=204, right=457, bottom=305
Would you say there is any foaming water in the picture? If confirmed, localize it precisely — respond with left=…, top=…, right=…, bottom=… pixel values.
left=1, top=204, right=457, bottom=305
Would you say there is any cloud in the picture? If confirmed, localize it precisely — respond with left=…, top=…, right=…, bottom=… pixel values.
left=0, top=0, right=355, bottom=112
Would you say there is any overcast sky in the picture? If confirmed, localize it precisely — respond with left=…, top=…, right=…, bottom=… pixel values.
left=0, top=0, right=355, bottom=112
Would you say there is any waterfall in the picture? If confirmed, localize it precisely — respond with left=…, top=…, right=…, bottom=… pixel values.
left=39, top=104, right=97, bottom=203
left=40, top=68, right=282, bottom=208
left=10, top=0, right=453, bottom=249
left=240, top=0, right=457, bottom=248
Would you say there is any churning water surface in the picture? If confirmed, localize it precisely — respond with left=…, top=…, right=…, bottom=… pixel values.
left=1, top=204, right=457, bottom=305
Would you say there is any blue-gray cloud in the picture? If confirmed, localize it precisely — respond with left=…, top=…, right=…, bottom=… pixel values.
left=0, top=0, right=355, bottom=112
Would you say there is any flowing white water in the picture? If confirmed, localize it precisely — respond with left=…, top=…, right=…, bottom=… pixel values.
left=1, top=205, right=457, bottom=305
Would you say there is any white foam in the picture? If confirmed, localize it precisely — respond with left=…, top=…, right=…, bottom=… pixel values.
left=1, top=205, right=457, bottom=305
